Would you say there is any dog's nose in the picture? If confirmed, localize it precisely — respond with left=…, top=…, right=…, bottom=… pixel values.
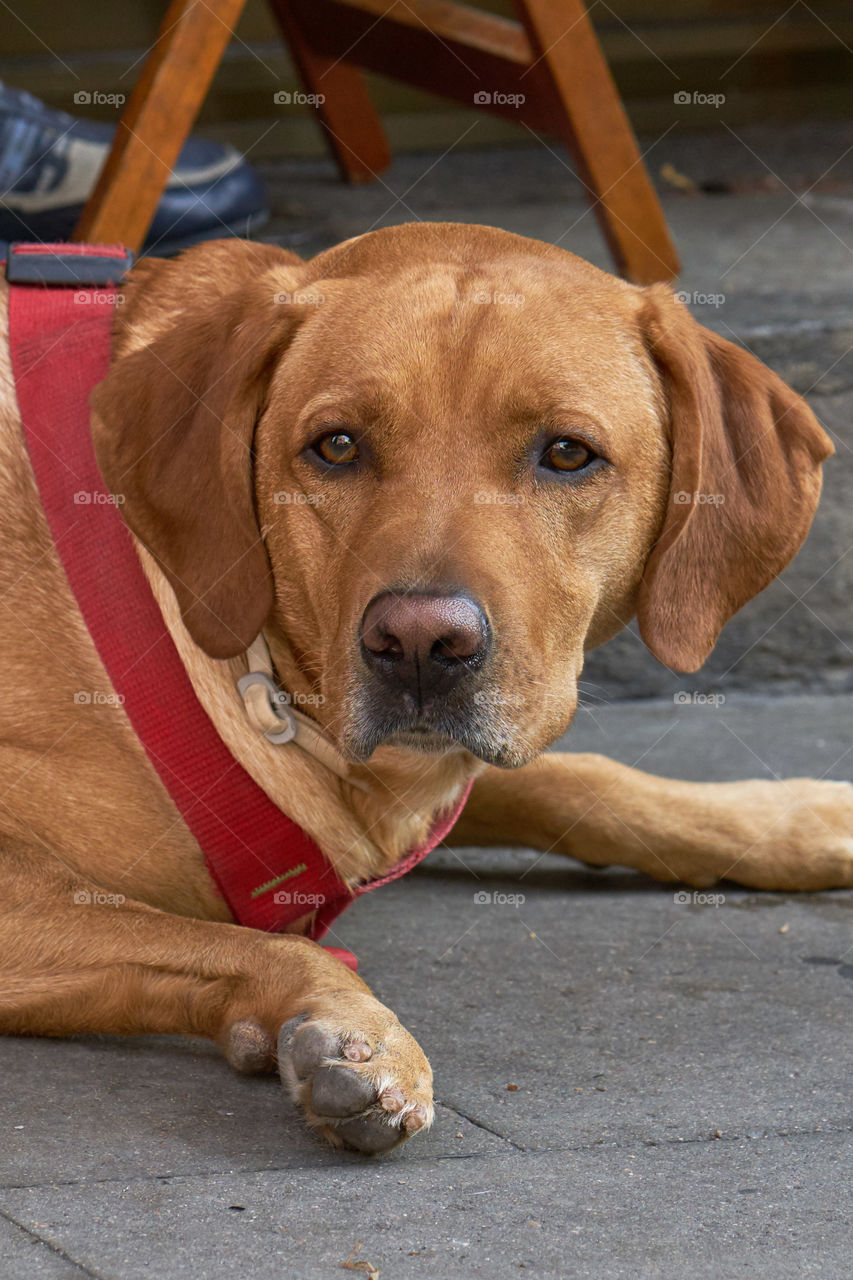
left=360, top=591, right=490, bottom=695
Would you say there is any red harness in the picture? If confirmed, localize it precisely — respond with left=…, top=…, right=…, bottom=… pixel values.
left=7, top=242, right=470, bottom=959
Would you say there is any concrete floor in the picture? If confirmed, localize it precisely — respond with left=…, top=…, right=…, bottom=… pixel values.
left=2, top=126, right=852, bottom=1277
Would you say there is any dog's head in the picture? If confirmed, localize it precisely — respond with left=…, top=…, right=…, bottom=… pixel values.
left=91, top=226, right=831, bottom=767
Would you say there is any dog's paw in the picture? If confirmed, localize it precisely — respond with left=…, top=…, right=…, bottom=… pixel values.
left=715, top=777, right=853, bottom=890
left=277, top=991, right=434, bottom=1154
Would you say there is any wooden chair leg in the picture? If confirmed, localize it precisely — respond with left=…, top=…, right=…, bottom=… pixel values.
left=269, top=0, right=391, bottom=183
left=74, top=0, right=248, bottom=254
left=515, top=0, right=680, bottom=283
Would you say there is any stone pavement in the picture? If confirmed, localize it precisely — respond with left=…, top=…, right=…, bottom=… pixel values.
left=1, top=693, right=851, bottom=1279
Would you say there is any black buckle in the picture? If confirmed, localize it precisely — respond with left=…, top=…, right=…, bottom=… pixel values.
left=2, top=242, right=134, bottom=286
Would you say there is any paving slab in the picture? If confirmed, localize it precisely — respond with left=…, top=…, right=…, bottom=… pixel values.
left=1, top=1135, right=849, bottom=1280
left=0, top=1215, right=94, bottom=1279
left=0, top=1032, right=503, bottom=1188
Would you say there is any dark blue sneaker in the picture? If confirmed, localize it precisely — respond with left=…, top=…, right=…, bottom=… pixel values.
left=0, top=83, right=268, bottom=255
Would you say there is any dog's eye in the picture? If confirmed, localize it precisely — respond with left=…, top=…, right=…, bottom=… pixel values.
left=314, top=432, right=359, bottom=465
left=542, top=438, right=596, bottom=473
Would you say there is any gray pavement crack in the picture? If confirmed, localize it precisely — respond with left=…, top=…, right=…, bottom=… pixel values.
left=1, top=1119, right=850, bottom=1195
left=434, top=1098, right=527, bottom=1150
left=0, top=1204, right=105, bottom=1278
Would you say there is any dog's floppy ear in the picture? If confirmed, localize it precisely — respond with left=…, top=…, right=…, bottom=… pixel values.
left=636, top=285, right=833, bottom=672
left=91, top=262, right=300, bottom=659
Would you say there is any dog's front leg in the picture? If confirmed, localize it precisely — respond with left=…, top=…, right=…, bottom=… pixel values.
left=450, top=754, right=853, bottom=890
left=0, top=842, right=432, bottom=1153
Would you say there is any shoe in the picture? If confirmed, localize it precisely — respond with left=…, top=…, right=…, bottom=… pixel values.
left=0, top=83, right=268, bottom=255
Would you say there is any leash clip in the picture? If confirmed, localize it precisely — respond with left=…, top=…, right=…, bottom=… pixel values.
left=237, top=634, right=371, bottom=790
left=237, top=671, right=298, bottom=744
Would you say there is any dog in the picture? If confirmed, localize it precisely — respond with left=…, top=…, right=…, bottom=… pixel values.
left=0, top=223, right=849, bottom=1155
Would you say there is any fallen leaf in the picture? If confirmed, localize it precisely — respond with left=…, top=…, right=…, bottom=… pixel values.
left=660, top=162, right=697, bottom=193
left=340, top=1241, right=380, bottom=1280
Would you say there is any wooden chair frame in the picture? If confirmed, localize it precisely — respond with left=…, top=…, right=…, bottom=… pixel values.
left=75, top=0, right=680, bottom=283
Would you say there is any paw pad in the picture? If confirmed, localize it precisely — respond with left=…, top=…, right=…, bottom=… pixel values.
left=277, top=1011, right=433, bottom=1155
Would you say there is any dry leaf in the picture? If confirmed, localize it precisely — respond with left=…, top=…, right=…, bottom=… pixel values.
left=660, top=162, right=697, bottom=193
left=340, top=1240, right=380, bottom=1280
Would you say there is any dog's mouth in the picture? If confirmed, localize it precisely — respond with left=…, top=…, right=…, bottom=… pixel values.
left=342, top=690, right=565, bottom=769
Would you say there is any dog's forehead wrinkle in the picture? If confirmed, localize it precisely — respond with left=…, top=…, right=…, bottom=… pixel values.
left=282, top=336, right=657, bottom=451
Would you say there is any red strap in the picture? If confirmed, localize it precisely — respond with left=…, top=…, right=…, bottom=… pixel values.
left=8, top=255, right=471, bottom=945
left=324, top=947, right=359, bottom=972
left=9, top=243, right=129, bottom=258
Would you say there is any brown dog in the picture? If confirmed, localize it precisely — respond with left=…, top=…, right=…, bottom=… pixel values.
left=0, top=224, right=849, bottom=1154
